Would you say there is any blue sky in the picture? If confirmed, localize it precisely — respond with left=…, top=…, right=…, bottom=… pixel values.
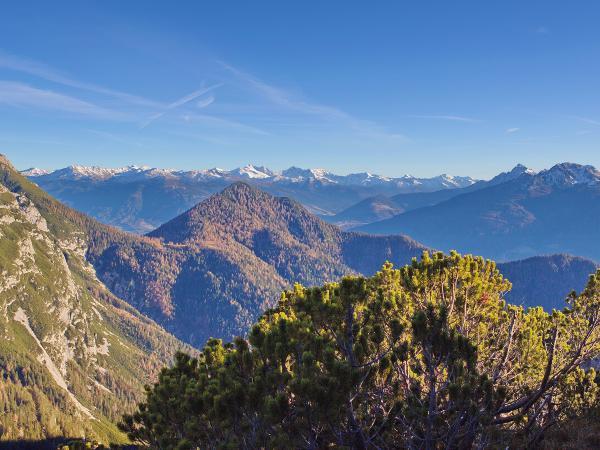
left=1, top=0, right=599, bottom=178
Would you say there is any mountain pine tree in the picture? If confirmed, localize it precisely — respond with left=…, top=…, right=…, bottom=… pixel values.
left=120, top=252, right=600, bottom=449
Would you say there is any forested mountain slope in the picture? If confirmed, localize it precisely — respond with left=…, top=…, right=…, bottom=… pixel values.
left=498, top=254, right=599, bottom=310
left=94, top=182, right=426, bottom=347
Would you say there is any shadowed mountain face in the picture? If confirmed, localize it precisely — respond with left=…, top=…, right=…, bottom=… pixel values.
left=324, top=195, right=407, bottom=230
left=24, top=165, right=477, bottom=233
left=0, top=155, right=189, bottom=443
left=498, top=254, right=599, bottom=310
left=357, top=163, right=600, bottom=261
left=326, top=164, right=535, bottom=229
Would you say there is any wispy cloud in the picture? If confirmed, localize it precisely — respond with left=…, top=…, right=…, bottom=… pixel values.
left=0, top=81, right=125, bottom=119
left=573, top=116, right=600, bottom=126
left=220, top=61, right=406, bottom=141
left=1, top=50, right=406, bottom=143
left=196, top=95, right=215, bottom=108
left=0, top=50, right=159, bottom=107
left=505, top=127, right=520, bottom=134
left=141, top=84, right=222, bottom=128
left=535, top=26, right=549, bottom=34
left=0, top=135, right=68, bottom=146
left=406, top=114, right=481, bottom=123
left=222, top=62, right=345, bottom=118
left=181, top=113, right=269, bottom=136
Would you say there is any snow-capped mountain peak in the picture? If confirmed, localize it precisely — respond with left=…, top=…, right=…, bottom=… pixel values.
left=231, top=164, right=274, bottom=179
left=20, top=167, right=50, bottom=176
left=537, top=163, right=600, bottom=187
left=511, top=163, right=536, bottom=176
left=487, top=164, right=537, bottom=187
left=336, top=172, right=392, bottom=186
left=280, top=166, right=332, bottom=181
left=61, top=165, right=130, bottom=179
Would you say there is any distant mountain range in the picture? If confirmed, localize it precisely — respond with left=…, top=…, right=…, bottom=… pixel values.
left=328, top=164, right=534, bottom=229
left=357, top=163, right=600, bottom=261
left=0, top=156, right=189, bottom=442
left=22, top=164, right=478, bottom=233
left=2, top=153, right=600, bottom=444
left=22, top=163, right=478, bottom=189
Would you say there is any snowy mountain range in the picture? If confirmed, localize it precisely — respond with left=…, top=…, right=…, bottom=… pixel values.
left=22, top=163, right=478, bottom=189
left=327, top=163, right=538, bottom=229
left=20, top=164, right=479, bottom=233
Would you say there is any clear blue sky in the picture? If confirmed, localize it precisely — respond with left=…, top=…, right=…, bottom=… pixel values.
left=1, top=0, right=599, bottom=178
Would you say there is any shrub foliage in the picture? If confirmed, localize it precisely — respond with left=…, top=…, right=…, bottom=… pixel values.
left=119, top=252, right=600, bottom=449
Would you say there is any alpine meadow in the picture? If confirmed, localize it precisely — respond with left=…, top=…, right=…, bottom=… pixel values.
left=2, top=1, right=600, bottom=449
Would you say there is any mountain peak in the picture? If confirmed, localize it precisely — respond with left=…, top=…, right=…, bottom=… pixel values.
left=152, top=173, right=368, bottom=243
left=487, top=164, right=536, bottom=186
left=231, top=164, right=274, bottom=179
left=20, top=167, right=50, bottom=176
left=220, top=180, right=262, bottom=197
left=281, top=166, right=332, bottom=181
left=511, top=163, right=534, bottom=175
left=537, top=162, right=600, bottom=187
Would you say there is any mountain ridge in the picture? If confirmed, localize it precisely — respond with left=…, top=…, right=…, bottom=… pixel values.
left=327, top=163, right=536, bottom=228
left=23, top=163, right=478, bottom=188
left=21, top=163, right=478, bottom=233
left=356, top=162, right=600, bottom=261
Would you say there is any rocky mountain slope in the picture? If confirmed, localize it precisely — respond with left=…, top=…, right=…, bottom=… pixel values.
left=23, top=164, right=477, bottom=233
left=357, top=163, right=600, bottom=261
left=0, top=156, right=190, bottom=443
